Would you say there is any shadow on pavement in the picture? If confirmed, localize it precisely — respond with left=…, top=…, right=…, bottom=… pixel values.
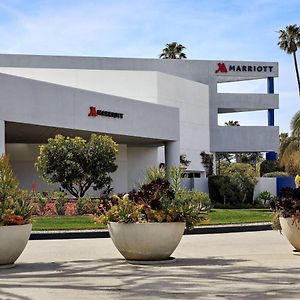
left=0, top=257, right=300, bottom=299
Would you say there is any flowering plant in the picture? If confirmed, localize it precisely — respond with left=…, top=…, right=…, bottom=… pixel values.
left=295, top=175, right=300, bottom=188
left=0, top=155, right=33, bottom=226
left=270, top=187, right=300, bottom=231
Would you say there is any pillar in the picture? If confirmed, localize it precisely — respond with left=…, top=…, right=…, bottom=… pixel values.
left=0, top=120, right=5, bottom=155
left=165, top=141, right=180, bottom=170
left=266, top=77, right=277, bottom=161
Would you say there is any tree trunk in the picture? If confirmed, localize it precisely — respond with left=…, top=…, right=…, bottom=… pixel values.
left=292, top=51, right=300, bottom=98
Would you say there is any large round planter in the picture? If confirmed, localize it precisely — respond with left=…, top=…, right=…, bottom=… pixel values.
left=0, top=223, right=32, bottom=266
left=279, top=217, right=300, bottom=251
left=108, top=222, right=185, bottom=261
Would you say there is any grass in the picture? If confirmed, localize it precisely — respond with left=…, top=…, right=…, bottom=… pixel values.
left=32, top=209, right=274, bottom=231
left=32, top=216, right=106, bottom=231
left=203, top=209, right=273, bottom=225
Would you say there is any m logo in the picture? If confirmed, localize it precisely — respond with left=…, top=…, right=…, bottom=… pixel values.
left=88, top=106, right=97, bottom=117
left=215, top=63, right=228, bottom=73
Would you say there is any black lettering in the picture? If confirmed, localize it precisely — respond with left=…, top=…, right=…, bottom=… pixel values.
left=236, top=66, right=241, bottom=71
left=257, top=66, right=263, bottom=72
left=269, top=66, right=273, bottom=72
left=229, top=65, right=235, bottom=71
left=248, top=66, right=252, bottom=72
left=263, top=66, right=267, bottom=72
left=242, top=66, right=247, bottom=71
left=120, top=114, right=123, bottom=119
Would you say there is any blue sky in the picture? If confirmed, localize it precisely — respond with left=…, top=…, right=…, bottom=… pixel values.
left=0, top=0, right=299, bottom=133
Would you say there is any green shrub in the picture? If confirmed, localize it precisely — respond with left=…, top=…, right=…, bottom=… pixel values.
left=262, top=171, right=289, bottom=177
left=260, top=160, right=283, bottom=176
left=0, top=155, right=33, bottom=225
left=208, top=173, right=256, bottom=207
left=255, top=191, right=277, bottom=206
left=53, top=191, right=69, bottom=215
left=76, top=197, right=102, bottom=215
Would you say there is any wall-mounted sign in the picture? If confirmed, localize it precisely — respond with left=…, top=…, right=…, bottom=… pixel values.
left=215, top=62, right=274, bottom=74
left=88, top=106, right=123, bottom=119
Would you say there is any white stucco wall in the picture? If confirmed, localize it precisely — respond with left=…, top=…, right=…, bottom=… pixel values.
left=253, top=177, right=277, bottom=199
left=127, top=147, right=158, bottom=190
left=0, top=68, right=210, bottom=173
left=0, top=68, right=159, bottom=103
left=156, top=73, right=210, bottom=171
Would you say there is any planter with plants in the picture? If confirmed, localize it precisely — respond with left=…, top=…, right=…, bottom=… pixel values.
left=94, top=167, right=210, bottom=261
left=0, top=155, right=33, bottom=267
left=270, top=184, right=300, bottom=251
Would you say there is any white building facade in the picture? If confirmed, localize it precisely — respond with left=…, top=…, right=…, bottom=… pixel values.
left=0, top=54, right=279, bottom=193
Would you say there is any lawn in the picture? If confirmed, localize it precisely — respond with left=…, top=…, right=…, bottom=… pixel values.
left=204, top=209, right=273, bottom=225
left=32, top=216, right=106, bottom=231
left=32, top=209, right=274, bottom=231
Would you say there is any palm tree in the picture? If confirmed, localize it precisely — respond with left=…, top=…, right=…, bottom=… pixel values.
left=159, top=42, right=187, bottom=59
left=225, top=120, right=240, bottom=126
left=278, top=24, right=300, bottom=97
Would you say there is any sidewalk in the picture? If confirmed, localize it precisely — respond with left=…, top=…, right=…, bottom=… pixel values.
left=1, top=230, right=300, bottom=299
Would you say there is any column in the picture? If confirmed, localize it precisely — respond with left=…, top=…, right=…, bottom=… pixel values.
left=266, top=77, right=277, bottom=161
left=164, top=141, right=180, bottom=170
left=0, top=120, right=5, bottom=155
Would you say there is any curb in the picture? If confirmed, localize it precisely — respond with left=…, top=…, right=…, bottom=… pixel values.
left=29, top=223, right=272, bottom=240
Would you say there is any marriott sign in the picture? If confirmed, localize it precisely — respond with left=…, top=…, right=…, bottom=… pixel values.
left=215, top=62, right=274, bottom=74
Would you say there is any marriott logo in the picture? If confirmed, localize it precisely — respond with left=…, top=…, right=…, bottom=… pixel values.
left=215, top=62, right=274, bottom=74
left=88, top=106, right=123, bottom=119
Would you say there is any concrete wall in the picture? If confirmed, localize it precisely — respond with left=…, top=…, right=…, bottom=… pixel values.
left=253, top=178, right=277, bottom=199
left=0, top=73, right=179, bottom=142
left=210, top=126, right=279, bottom=153
left=0, top=68, right=159, bottom=103
left=127, top=147, right=158, bottom=190
left=156, top=73, right=209, bottom=171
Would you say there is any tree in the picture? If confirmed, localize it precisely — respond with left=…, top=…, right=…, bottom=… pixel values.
left=159, top=42, right=187, bottom=59
left=36, top=134, right=118, bottom=198
left=225, top=120, right=240, bottom=127
left=279, top=115, right=300, bottom=175
left=200, top=151, right=213, bottom=177
left=278, top=24, right=300, bottom=97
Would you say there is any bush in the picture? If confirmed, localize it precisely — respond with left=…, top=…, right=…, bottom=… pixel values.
left=260, top=160, right=283, bottom=176
left=208, top=172, right=256, bottom=207
left=0, top=155, right=33, bottom=225
left=262, top=171, right=289, bottom=177
left=76, top=197, right=102, bottom=215
left=255, top=191, right=277, bottom=206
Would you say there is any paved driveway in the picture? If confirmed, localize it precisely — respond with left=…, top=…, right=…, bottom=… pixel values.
left=1, top=231, right=299, bottom=299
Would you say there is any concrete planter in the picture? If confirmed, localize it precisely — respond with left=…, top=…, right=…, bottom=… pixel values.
left=108, top=222, right=185, bottom=261
left=279, top=217, right=300, bottom=251
left=0, top=223, right=32, bottom=267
